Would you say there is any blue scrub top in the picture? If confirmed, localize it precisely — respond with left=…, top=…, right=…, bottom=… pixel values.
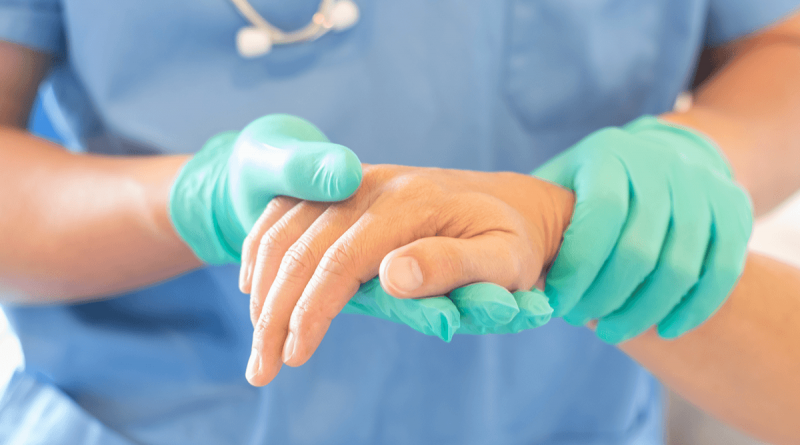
left=1, top=1, right=797, bottom=444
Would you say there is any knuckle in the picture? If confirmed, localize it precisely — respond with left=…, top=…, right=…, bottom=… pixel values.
left=386, top=170, right=443, bottom=200
left=279, top=242, right=316, bottom=281
left=318, top=245, right=358, bottom=281
left=260, top=225, right=291, bottom=251
left=360, top=165, right=395, bottom=190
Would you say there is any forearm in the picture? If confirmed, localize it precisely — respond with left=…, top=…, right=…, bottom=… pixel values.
left=532, top=176, right=799, bottom=441
left=1, top=127, right=201, bottom=304
left=663, top=11, right=800, bottom=215
left=619, top=254, right=800, bottom=444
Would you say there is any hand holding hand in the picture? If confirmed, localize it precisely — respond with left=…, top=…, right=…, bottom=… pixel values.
left=169, top=114, right=362, bottom=264
left=534, top=116, right=753, bottom=343
left=239, top=165, right=574, bottom=386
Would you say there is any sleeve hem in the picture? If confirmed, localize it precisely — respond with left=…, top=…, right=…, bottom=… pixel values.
left=0, top=4, right=64, bottom=54
left=707, top=3, right=800, bottom=46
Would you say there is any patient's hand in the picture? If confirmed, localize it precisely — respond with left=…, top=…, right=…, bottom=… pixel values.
left=240, top=165, right=574, bottom=386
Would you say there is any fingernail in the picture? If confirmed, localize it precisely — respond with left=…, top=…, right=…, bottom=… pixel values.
left=385, top=256, right=423, bottom=293
left=246, top=348, right=261, bottom=382
left=282, top=332, right=296, bottom=363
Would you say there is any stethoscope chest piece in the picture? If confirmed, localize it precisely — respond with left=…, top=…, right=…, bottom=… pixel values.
left=232, top=0, right=360, bottom=58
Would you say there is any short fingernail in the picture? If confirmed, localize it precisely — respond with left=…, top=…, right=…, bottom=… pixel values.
left=282, top=332, right=296, bottom=363
left=385, top=256, right=423, bottom=293
left=246, top=348, right=261, bottom=382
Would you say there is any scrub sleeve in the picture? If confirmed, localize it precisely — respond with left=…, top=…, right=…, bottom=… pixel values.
left=708, top=0, right=800, bottom=46
left=0, top=0, right=64, bottom=54
left=0, top=2, right=129, bottom=443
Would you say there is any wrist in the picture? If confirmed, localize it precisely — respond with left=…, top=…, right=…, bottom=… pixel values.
left=214, top=167, right=248, bottom=259
left=168, top=131, right=241, bottom=264
left=627, top=115, right=734, bottom=178
left=155, top=155, right=193, bottom=246
left=484, top=171, right=575, bottom=278
left=538, top=180, right=576, bottom=274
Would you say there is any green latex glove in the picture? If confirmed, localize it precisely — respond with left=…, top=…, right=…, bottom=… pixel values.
left=533, top=116, right=753, bottom=343
left=171, top=114, right=541, bottom=341
left=344, top=279, right=554, bottom=341
left=450, top=283, right=553, bottom=335
left=170, top=114, right=363, bottom=264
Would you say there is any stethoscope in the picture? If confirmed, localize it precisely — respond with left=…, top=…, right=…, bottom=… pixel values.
left=230, top=0, right=360, bottom=58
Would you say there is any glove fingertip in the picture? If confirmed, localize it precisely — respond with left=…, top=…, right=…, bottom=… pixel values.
left=544, top=282, right=569, bottom=317
left=322, top=146, right=363, bottom=200
left=500, top=290, right=552, bottom=333
left=655, top=318, right=685, bottom=340
left=415, top=297, right=460, bottom=342
left=428, top=309, right=459, bottom=342
left=513, top=289, right=552, bottom=314
left=594, top=322, right=628, bottom=345
left=289, top=143, right=362, bottom=201
left=451, top=282, right=519, bottom=327
left=562, top=312, right=589, bottom=327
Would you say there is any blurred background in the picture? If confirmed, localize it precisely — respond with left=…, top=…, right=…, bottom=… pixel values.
left=2, top=99, right=796, bottom=444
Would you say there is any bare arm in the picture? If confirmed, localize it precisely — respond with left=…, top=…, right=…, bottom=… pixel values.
left=620, top=254, right=800, bottom=445
left=665, top=10, right=800, bottom=215
left=0, top=42, right=200, bottom=304
left=622, top=15, right=800, bottom=442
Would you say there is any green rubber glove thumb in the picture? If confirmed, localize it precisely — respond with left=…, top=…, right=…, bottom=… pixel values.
left=170, top=114, right=363, bottom=264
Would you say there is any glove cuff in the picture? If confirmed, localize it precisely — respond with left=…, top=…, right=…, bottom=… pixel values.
left=624, top=115, right=734, bottom=179
left=169, top=132, right=242, bottom=264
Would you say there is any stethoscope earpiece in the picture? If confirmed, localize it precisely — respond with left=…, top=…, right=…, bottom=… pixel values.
left=231, top=0, right=360, bottom=58
left=236, top=26, right=273, bottom=58
left=329, top=0, right=359, bottom=31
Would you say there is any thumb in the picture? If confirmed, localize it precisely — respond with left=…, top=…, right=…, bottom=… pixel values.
left=379, top=233, right=536, bottom=301
left=229, top=114, right=363, bottom=231
left=282, top=140, right=363, bottom=202
left=239, top=113, right=363, bottom=201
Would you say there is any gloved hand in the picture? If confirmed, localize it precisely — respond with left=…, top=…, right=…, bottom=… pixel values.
left=171, top=114, right=547, bottom=341
left=169, top=114, right=363, bottom=264
left=449, top=283, right=553, bottom=335
left=534, top=115, right=753, bottom=343
left=344, top=279, right=553, bottom=341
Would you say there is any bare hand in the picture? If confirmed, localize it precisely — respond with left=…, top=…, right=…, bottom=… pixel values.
left=238, top=165, right=574, bottom=386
